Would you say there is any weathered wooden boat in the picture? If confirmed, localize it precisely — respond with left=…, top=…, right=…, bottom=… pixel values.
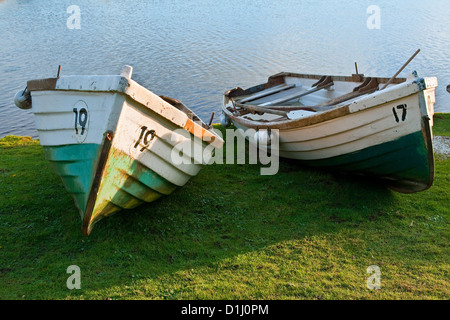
left=15, top=66, right=223, bottom=235
left=222, top=68, right=438, bottom=193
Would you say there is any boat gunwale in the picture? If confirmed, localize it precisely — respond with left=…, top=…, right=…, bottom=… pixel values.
left=223, top=103, right=352, bottom=130
left=268, top=71, right=407, bottom=85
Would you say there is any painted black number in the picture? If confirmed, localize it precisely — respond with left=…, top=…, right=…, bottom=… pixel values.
left=134, top=126, right=156, bottom=152
left=392, top=104, right=407, bottom=123
left=73, top=107, right=88, bottom=134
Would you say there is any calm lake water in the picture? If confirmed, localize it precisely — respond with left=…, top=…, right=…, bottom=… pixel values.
left=0, top=0, right=449, bottom=138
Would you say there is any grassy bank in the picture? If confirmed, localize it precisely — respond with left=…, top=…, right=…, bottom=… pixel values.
left=0, top=114, right=449, bottom=300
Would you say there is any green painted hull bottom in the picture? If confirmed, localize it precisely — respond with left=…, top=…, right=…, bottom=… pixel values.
left=83, top=146, right=178, bottom=235
left=303, top=130, right=433, bottom=193
left=43, top=144, right=102, bottom=216
left=44, top=142, right=179, bottom=235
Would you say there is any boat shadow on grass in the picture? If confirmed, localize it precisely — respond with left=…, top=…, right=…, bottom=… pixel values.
left=77, top=166, right=399, bottom=298
left=2, top=135, right=440, bottom=299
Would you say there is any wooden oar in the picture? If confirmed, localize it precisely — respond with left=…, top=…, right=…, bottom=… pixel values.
left=235, top=104, right=325, bottom=116
left=259, top=77, right=378, bottom=110
left=315, top=77, right=379, bottom=107
left=234, top=76, right=379, bottom=117
left=233, top=60, right=414, bottom=118
left=208, top=112, right=215, bottom=127
left=236, top=103, right=288, bottom=117
left=240, top=84, right=296, bottom=104
left=258, top=80, right=334, bottom=107
left=380, top=49, right=421, bottom=90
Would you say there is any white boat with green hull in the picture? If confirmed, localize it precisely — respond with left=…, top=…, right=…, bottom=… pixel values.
left=222, top=67, right=437, bottom=193
left=15, top=66, right=224, bottom=235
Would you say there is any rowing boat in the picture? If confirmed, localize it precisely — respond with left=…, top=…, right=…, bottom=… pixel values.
left=15, top=66, right=224, bottom=234
left=222, top=70, right=437, bottom=193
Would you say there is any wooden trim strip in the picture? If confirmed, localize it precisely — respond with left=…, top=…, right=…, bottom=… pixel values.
left=224, top=104, right=351, bottom=130
left=27, top=78, right=58, bottom=91
left=82, top=131, right=113, bottom=236
left=183, top=119, right=216, bottom=144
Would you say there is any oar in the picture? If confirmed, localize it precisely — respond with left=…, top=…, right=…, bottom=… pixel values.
left=261, top=78, right=379, bottom=111
left=233, top=52, right=420, bottom=118
left=380, top=49, right=421, bottom=90
left=235, top=82, right=370, bottom=116
left=258, top=81, right=334, bottom=107
left=316, top=78, right=379, bottom=107
left=236, top=103, right=288, bottom=117
left=240, top=84, right=296, bottom=104
left=208, top=112, right=215, bottom=127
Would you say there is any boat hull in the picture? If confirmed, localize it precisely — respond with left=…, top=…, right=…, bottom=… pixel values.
left=224, top=73, right=437, bottom=193
left=82, top=98, right=206, bottom=234
left=298, top=128, right=433, bottom=193
left=25, top=70, right=222, bottom=234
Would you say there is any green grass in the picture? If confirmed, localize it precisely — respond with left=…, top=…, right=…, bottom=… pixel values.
left=434, top=113, right=450, bottom=136
left=0, top=115, right=449, bottom=300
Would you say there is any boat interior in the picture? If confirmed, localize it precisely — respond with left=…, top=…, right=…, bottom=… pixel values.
left=225, top=72, right=407, bottom=122
left=159, top=95, right=213, bottom=130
